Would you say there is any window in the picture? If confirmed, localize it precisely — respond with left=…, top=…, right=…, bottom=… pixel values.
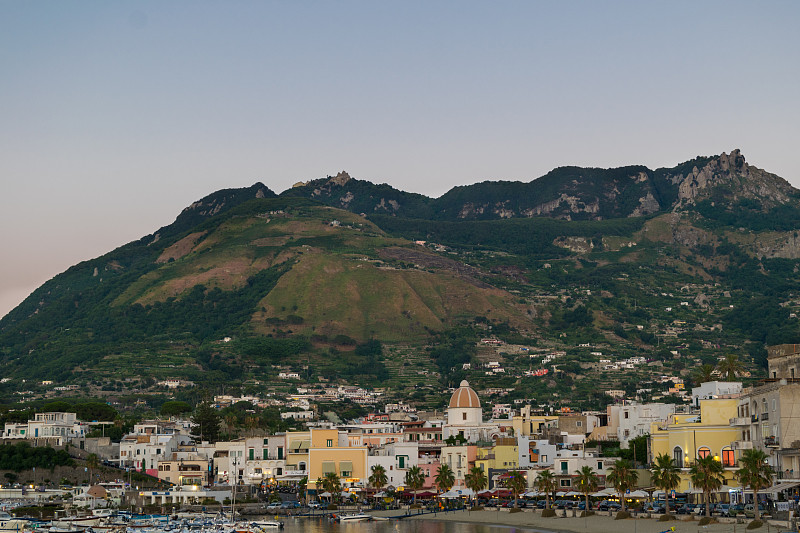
left=560, top=479, right=571, bottom=487
left=577, top=421, right=582, bottom=427
left=773, top=399, right=777, bottom=411
left=673, top=446, right=683, bottom=468
left=326, top=439, right=333, bottom=447
left=722, top=448, right=735, bottom=467
left=541, top=455, right=547, bottom=463
left=263, top=438, right=269, bottom=445
left=249, top=449, right=254, bottom=460
left=263, top=448, right=269, bottom=460
left=276, top=468, right=282, bottom=475
left=398, top=456, right=406, bottom=469
left=624, top=411, right=630, bottom=419
left=277, top=447, right=283, bottom=460
left=698, top=447, right=711, bottom=459
left=463, top=413, right=467, bottom=421
left=561, top=461, right=568, bottom=472
left=597, top=461, right=603, bottom=470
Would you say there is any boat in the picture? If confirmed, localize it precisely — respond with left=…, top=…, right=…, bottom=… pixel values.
left=0, top=512, right=29, bottom=532
left=331, top=513, right=372, bottom=522
left=249, top=520, right=284, bottom=529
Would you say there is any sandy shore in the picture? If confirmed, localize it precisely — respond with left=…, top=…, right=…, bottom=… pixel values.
left=367, top=509, right=783, bottom=533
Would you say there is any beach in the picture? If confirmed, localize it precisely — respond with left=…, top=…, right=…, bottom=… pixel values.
left=368, top=509, right=785, bottom=533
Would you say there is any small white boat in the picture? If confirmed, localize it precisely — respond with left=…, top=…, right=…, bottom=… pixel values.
left=249, top=521, right=283, bottom=529
left=332, top=513, right=371, bottom=522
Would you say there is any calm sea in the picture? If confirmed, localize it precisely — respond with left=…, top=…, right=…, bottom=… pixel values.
left=276, top=517, right=545, bottom=533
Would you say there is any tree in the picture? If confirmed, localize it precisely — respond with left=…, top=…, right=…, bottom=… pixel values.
left=575, top=466, right=598, bottom=513
left=321, top=471, right=342, bottom=504
left=191, top=402, right=221, bottom=442
left=693, top=364, right=716, bottom=385
left=505, top=470, right=527, bottom=508
left=86, top=453, right=99, bottom=484
left=160, top=400, right=192, bottom=417
left=464, top=466, right=488, bottom=504
left=369, top=465, right=388, bottom=501
left=535, top=470, right=556, bottom=510
left=716, top=354, right=744, bottom=381
left=405, top=466, right=424, bottom=505
left=606, top=459, right=638, bottom=512
left=650, top=453, right=680, bottom=516
left=736, top=449, right=773, bottom=521
left=689, top=455, right=725, bottom=518
left=435, top=463, right=455, bottom=493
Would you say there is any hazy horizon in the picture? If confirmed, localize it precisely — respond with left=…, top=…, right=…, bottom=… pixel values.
left=2, top=1, right=799, bottom=319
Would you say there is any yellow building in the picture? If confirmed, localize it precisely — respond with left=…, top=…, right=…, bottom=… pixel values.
left=307, top=428, right=368, bottom=492
left=649, top=399, right=740, bottom=492
left=511, top=405, right=559, bottom=437
left=475, top=437, right=519, bottom=473
left=285, top=430, right=311, bottom=474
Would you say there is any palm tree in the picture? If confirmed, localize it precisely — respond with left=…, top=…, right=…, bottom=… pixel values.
left=575, top=466, right=598, bottom=513
left=369, top=465, right=388, bottom=503
left=716, top=354, right=744, bottom=381
left=650, top=453, right=681, bottom=516
left=535, top=470, right=556, bottom=510
left=465, top=466, right=488, bottom=504
left=435, top=463, right=455, bottom=493
left=86, top=453, right=100, bottom=485
left=405, top=466, right=424, bottom=505
left=322, top=471, right=342, bottom=504
left=505, top=470, right=527, bottom=508
left=693, top=364, right=716, bottom=385
left=606, top=459, right=638, bottom=512
left=736, top=449, right=773, bottom=521
left=689, top=456, right=724, bottom=518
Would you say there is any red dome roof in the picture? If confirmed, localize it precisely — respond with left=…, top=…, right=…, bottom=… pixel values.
left=448, top=380, right=480, bottom=409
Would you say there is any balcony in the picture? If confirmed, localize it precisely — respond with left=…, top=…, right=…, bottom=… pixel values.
left=730, top=417, right=751, bottom=426
left=764, top=436, right=779, bottom=448
left=751, top=414, right=759, bottom=422
left=761, top=412, right=770, bottom=421
left=732, top=440, right=753, bottom=450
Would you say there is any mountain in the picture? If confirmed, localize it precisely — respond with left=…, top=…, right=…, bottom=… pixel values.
left=3, top=149, right=800, bottom=410
left=282, top=150, right=799, bottom=224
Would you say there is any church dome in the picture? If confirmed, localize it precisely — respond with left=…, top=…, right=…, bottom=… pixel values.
left=448, top=380, right=481, bottom=409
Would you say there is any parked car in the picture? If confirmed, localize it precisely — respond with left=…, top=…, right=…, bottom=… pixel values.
left=677, top=503, right=695, bottom=515
left=744, top=504, right=767, bottom=518
left=536, top=500, right=547, bottom=509
left=715, top=504, right=730, bottom=516
left=308, top=501, right=322, bottom=509
left=727, top=504, right=745, bottom=516
left=280, top=501, right=300, bottom=509
left=577, top=501, right=593, bottom=511
left=265, top=502, right=282, bottom=511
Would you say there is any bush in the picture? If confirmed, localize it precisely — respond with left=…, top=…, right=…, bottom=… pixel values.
left=541, top=509, right=556, bottom=517
left=615, top=511, right=631, bottom=520
left=698, top=517, right=716, bottom=526
left=747, top=520, right=763, bottom=530
left=509, top=508, right=522, bottom=513
left=580, top=511, right=595, bottom=517
left=659, top=514, right=675, bottom=522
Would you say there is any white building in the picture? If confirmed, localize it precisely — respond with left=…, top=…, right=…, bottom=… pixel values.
left=443, top=381, right=499, bottom=443
left=2, top=412, right=87, bottom=445
left=691, top=381, right=743, bottom=406
left=607, top=402, right=675, bottom=449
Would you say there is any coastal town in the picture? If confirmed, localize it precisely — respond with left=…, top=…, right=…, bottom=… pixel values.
left=1, top=344, right=799, bottom=528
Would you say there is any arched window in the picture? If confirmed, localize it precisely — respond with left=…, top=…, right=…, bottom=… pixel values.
left=673, top=446, right=684, bottom=468
left=299, top=461, right=306, bottom=472
left=721, top=447, right=735, bottom=467
left=698, top=447, right=711, bottom=459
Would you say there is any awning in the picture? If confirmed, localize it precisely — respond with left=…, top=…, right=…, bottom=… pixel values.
left=763, top=482, right=800, bottom=495
left=288, top=440, right=310, bottom=451
left=440, top=488, right=475, bottom=498
left=322, top=461, right=335, bottom=474
left=339, top=461, right=353, bottom=473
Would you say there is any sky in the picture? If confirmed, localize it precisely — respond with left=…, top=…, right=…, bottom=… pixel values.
left=1, top=1, right=799, bottom=319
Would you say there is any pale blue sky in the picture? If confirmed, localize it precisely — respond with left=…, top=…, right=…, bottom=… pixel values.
left=1, top=1, right=799, bottom=318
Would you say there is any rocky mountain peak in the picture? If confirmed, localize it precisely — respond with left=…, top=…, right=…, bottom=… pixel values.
left=675, top=149, right=793, bottom=210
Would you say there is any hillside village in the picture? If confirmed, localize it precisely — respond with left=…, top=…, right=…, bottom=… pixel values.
left=3, top=344, right=800, bottom=509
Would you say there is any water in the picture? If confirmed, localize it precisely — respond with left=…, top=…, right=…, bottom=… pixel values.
left=275, top=517, right=544, bottom=533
